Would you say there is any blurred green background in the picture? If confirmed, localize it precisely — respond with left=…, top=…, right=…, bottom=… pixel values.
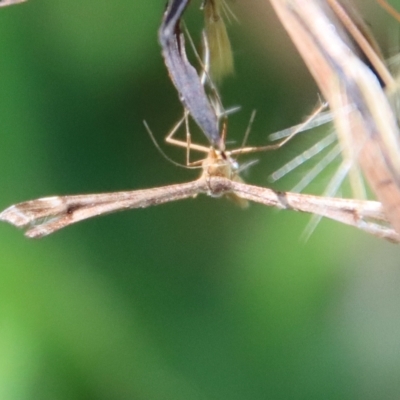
left=1, top=1, right=400, bottom=399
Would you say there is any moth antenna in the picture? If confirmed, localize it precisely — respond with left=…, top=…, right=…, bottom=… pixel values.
left=143, top=120, right=200, bottom=170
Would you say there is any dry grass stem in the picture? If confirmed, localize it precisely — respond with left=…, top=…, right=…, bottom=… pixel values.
left=268, top=0, right=400, bottom=234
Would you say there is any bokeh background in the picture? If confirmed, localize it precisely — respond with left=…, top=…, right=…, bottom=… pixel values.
left=1, top=1, right=400, bottom=399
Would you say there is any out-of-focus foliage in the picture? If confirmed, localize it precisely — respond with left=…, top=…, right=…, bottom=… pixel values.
left=1, top=1, right=400, bottom=399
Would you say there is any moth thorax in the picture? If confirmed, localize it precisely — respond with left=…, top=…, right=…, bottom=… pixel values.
left=201, top=148, right=238, bottom=180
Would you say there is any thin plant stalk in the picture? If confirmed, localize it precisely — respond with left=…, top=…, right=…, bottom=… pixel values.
left=268, top=0, right=400, bottom=234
